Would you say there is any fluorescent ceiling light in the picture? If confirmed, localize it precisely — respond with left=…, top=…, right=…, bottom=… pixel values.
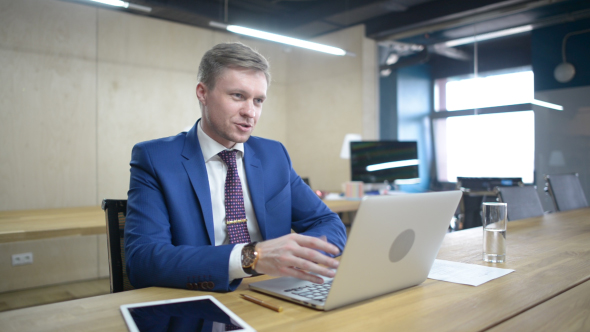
left=210, top=22, right=351, bottom=56
left=90, top=0, right=128, bottom=7
left=366, top=159, right=419, bottom=172
left=444, top=25, right=532, bottom=48
left=87, top=0, right=151, bottom=12
left=531, top=99, right=564, bottom=111
left=385, top=53, right=399, bottom=65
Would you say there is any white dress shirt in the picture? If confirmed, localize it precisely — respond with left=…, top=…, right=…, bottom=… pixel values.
left=197, top=121, right=263, bottom=281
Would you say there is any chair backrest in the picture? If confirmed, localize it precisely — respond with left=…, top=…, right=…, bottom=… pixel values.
left=545, top=173, right=589, bottom=212
left=456, top=177, right=521, bottom=229
left=496, top=186, right=545, bottom=221
left=101, top=199, right=134, bottom=293
left=457, top=177, right=522, bottom=191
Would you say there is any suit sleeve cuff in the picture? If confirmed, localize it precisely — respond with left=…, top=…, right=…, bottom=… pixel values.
left=229, top=243, right=251, bottom=281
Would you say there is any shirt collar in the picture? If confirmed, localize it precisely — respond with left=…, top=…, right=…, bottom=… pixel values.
left=197, top=119, right=245, bottom=162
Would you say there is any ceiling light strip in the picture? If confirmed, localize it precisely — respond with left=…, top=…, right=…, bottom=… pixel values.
left=88, top=0, right=151, bottom=12
left=531, top=99, right=563, bottom=111
left=210, top=21, right=352, bottom=56
left=444, top=25, right=533, bottom=48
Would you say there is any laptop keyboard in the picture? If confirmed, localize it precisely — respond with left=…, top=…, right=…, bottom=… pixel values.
left=284, top=280, right=333, bottom=302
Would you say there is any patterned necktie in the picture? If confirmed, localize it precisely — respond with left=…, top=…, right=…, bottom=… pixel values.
left=218, top=150, right=251, bottom=244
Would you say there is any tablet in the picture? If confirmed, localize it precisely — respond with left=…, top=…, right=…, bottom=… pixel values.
left=120, top=295, right=255, bottom=332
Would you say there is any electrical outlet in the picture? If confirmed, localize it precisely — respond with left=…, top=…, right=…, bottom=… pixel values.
left=12, top=252, right=33, bottom=266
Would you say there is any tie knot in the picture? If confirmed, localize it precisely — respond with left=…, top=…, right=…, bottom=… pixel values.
left=218, top=149, right=237, bottom=166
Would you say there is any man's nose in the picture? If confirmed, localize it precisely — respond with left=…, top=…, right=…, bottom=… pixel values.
left=241, top=100, right=256, bottom=117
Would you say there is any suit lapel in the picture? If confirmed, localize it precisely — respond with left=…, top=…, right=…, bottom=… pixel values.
left=244, top=143, right=268, bottom=240
left=181, top=122, right=215, bottom=245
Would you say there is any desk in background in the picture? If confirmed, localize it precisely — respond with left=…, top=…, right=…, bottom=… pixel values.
left=0, top=201, right=358, bottom=244
left=0, top=206, right=108, bottom=292
left=322, top=199, right=360, bottom=214
left=323, top=199, right=361, bottom=225
left=0, top=206, right=105, bottom=243
left=2, top=208, right=588, bottom=331
left=0, top=202, right=358, bottom=292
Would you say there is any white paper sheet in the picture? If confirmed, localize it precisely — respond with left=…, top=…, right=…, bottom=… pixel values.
left=427, top=259, right=515, bottom=286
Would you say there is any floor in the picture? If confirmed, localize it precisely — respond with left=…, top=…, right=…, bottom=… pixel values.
left=0, top=278, right=110, bottom=312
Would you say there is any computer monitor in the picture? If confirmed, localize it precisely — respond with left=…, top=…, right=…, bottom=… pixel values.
left=350, top=141, right=419, bottom=184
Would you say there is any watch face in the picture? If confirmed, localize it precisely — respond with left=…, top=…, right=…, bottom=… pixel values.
left=242, top=245, right=257, bottom=268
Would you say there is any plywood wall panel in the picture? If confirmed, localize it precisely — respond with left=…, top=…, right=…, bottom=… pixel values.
left=285, top=25, right=368, bottom=191
left=97, top=9, right=214, bottom=72
left=0, top=50, right=97, bottom=210
left=96, top=63, right=199, bottom=201
left=286, top=73, right=363, bottom=191
left=0, top=0, right=96, bottom=59
left=0, top=0, right=376, bottom=210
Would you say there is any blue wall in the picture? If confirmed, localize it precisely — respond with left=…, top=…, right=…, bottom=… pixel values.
left=379, top=71, right=398, bottom=140
left=379, top=65, right=433, bottom=192
left=533, top=18, right=590, bottom=91
left=396, top=64, right=433, bottom=192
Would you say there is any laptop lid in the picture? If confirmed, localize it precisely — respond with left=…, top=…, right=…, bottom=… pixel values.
left=324, top=190, right=461, bottom=310
left=250, top=191, right=461, bottom=311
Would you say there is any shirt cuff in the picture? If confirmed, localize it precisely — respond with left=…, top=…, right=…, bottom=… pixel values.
left=229, top=243, right=251, bottom=281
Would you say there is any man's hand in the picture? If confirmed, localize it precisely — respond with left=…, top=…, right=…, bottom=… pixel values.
left=253, top=234, right=341, bottom=284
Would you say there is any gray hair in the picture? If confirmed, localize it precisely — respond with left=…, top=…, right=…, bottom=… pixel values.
left=197, top=42, right=271, bottom=90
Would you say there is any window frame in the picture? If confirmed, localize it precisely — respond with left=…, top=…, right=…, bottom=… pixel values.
left=430, top=67, right=537, bottom=185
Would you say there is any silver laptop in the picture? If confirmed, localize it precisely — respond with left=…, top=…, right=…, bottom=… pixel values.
left=249, top=190, right=462, bottom=311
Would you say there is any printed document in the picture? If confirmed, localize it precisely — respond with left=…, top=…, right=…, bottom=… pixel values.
left=428, top=259, right=515, bottom=286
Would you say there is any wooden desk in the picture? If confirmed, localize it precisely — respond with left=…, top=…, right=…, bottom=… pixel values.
left=0, top=201, right=357, bottom=244
left=0, top=206, right=105, bottom=243
left=488, top=280, right=590, bottom=332
left=323, top=199, right=361, bottom=213
left=1, top=208, right=589, bottom=331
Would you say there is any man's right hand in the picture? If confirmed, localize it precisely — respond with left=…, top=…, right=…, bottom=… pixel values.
left=253, top=234, right=341, bottom=284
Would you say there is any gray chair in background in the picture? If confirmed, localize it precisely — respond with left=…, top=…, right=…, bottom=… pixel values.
left=456, top=177, right=522, bottom=229
left=544, top=173, right=589, bottom=212
left=496, top=186, right=545, bottom=221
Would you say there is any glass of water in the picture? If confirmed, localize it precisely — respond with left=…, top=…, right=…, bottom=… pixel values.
left=482, top=202, right=507, bottom=263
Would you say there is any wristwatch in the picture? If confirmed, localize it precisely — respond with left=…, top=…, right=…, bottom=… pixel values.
left=241, top=242, right=261, bottom=276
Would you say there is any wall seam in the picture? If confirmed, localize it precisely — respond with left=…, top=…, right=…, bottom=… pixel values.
left=96, top=8, right=100, bottom=276
left=95, top=8, right=99, bottom=207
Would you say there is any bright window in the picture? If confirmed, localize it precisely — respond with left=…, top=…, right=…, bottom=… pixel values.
left=443, top=71, right=534, bottom=111
left=434, top=68, right=535, bottom=183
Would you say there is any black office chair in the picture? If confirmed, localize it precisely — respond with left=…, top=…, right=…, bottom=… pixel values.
left=544, top=173, right=589, bottom=212
left=456, top=177, right=522, bottom=229
left=101, top=199, right=134, bottom=293
left=496, top=186, right=545, bottom=221
left=301, top=177, right=311, bottom=188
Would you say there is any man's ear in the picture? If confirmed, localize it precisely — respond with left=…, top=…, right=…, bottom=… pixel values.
left=196, top=82, right=207, bottom=106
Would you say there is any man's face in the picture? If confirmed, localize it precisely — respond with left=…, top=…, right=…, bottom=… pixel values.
left=197, top=67, right=267, bottom=148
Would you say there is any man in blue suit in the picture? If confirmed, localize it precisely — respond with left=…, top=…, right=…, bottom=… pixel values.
left=125, top=42, right=347, bottom=292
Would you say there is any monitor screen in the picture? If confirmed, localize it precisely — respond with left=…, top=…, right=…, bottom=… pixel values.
left=350, top=141, right=419, bottom=184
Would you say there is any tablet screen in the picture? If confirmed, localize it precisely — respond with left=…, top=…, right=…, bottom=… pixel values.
left=121, top=296, right=254, bottom=332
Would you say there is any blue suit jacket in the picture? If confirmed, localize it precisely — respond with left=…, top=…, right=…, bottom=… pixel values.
left=125, top=121, right=347, bottom=292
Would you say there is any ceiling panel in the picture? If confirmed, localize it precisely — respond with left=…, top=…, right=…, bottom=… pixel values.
left=70, top=0, right=590, bottom=43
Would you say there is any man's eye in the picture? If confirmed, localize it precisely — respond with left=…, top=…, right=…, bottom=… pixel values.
left=233, top=93, right=243, bottom=99
left=255, top=99, right=264, bottom=104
